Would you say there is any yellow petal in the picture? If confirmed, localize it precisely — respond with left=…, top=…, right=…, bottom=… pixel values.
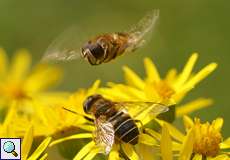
left=3, top=103, right=15, bottom=125
left=88, top=80, right=101, bottom=95
left=122, top=143, right=139, bottom=160
left=172, top=141, right=182, bottom=151
left=174, top=53, right=198, bottom=90
left=25, top=64, right=62, bottom=92
left=3, top=102, right=17, bottom=136
left=118, top=84, right=146, bottom=100
left=32, top=100, right=49, bottom=126
left=22, top=125, right=33, bottom=160
left=183, top=115, right=194, bottom=131
left=27, top=137, right=51, bottom=160
left=9, top=49, right=31, bottom=81
left=0, top=48, right=8, bottom=77
left=139, top=133, right=157, bottom=146
left=106, top=84, right=146, bottom=100
left=123, top=66, right=145, bottom=90
left=176, top=98, right=213, bottom=117
left=192, top=154, right=202, bottom=160
left=136, top=143, right=157, bottom=160
left=165, top=68, right=177, bottom=84
left=99, top=87, right=132, bottom=101
left=137, top=115, right=154, bottom=126
left=84, top=148, right=99, bottom=160
left=156, top=119, right=185, bottom=142
left=73, top=141, right=95, bottom=160
left=39, top=153, right=48, bottom=160
left=212, top=118, right=223, bottom=131
left=220, top=138, right=230, bottom=149
left=179, top=63, right=217, bottom=94
left=161, top=124, right=173, bottom=160
left=77, top=124, right=95, bottom=132
left=144, top=82, right=160, bottom=101
left=144, top=128, right=161, bottom=141
left=144, top=57, right=161, bottom=82
left=49, top=133, right=92, bottom=147
left=209, top=154, right=230, bottom=160
left=108, top=147, right=120, bottom=160
left=179, top=128, right=194, bottom=160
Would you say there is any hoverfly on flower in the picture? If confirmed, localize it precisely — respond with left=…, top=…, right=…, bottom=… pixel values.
left=42, top=10, right=159, bottom=65
left=63, top=94, right=168, bottom=154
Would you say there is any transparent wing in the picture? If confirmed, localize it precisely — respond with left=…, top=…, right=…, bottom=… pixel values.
left=42, top=26, right=83, bottom=62
left=93, top=116, right=115, bottom=154
left=114, top=101, right=168, bottom=119
left=41, top=25, right=106, bottom=62
left=126, top=9, right=160, bottom=52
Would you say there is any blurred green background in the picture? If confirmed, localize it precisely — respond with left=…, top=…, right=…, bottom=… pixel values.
left=0, top=0, right=229, bottom=137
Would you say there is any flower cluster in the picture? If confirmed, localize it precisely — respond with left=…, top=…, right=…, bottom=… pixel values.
left=0, top=48, right=229, bottom=160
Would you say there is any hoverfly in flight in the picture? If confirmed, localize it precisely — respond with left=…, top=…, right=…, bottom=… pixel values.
left=42, top=10, right=159, bottom=65
left=63, top=94, right=168, bottom=154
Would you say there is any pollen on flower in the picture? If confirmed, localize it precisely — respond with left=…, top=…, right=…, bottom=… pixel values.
left=2, top=82, right=28, bottom=100
left=153, top=81, right=175, bottom=99
left=193, top=118, right=222, bottom=157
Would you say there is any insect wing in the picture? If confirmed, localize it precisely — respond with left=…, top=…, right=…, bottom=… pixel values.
left=126, top=9, right=160, bottom=52
left=42, top=24, right=107, bottom=62
left=42, top=26, right=83, bottom=62
left=93, top=117, right=115, bottom=154
left=114, top=101, right=168, bottom=119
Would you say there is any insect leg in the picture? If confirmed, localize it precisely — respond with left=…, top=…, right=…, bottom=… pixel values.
left=119, top=144, right=131, bottom=160
left=134, top=120, right=155, bottom=139
left=134, top=119, right=144, bottom=132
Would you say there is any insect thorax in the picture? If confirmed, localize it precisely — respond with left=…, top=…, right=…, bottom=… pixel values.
left=94, top=103, right=117, bottom=119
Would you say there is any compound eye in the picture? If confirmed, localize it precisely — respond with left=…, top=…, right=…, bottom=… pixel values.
left=83, top=96, right=92, bottom=114
left=83, top=103, right=89, bottom=114
left=83, top=94, right=102, bottom=114
left=90, top=43, right=104, bottom=59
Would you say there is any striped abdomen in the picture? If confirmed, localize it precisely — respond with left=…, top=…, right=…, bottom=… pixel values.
left=108, top=110, right=139, bottom=145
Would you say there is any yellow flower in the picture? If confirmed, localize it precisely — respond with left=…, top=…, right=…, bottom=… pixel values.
left=158, top=116, right=230, bottom=160
left=7, top=80, right=100, bottom=137
left=184, top=116, right=230, bottom=159
left=0, top=48, right=68, bottom=135
left=0, top=48, right=63, bottom=111
left=99, top=53, right=216, bottom=117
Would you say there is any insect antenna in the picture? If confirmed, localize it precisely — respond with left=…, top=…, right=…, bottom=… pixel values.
left=62, top=107, right=94, bottom=122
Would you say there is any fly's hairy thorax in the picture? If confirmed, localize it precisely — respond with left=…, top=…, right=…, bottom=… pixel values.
left=95, top=33, right=130, bottom=63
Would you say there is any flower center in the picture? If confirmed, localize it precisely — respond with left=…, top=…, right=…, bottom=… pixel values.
left=1, top=82, right=27, bottom=100
left=193, top=119, right=222, bottom=157
left=154, top=81, right=175, bottom=99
